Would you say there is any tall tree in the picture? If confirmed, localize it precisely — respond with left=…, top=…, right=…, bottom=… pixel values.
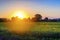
left=32, top=14, right=42, bottom=22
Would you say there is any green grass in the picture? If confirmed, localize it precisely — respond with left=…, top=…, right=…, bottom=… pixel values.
left=30, top=22, right=60, bottom=33
left=0, top=22, right=60, bottom=33
left=0, top=22, right=60, bottom=40
left=0, top=22, right=7, bottom=30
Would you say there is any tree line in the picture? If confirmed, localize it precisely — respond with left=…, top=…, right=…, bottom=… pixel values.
left=0, top=14, right=60, bottom=22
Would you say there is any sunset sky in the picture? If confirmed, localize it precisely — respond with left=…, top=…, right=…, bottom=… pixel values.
left=0, top=0, right=60, bottom=18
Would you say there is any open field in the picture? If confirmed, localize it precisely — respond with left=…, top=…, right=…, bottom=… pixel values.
left=0, top=22, right=60, bottom=40
left=1, top=22, right=60, bottom=33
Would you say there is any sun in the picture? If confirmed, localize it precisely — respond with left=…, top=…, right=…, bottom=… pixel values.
left=15, top=12, right=24, bottom=19
left=13, top=11, right=26, bottom=19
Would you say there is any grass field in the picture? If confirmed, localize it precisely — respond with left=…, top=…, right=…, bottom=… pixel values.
left=31, top=22, right=60, bottom=33
left=0, top=22, right=60, bottom=40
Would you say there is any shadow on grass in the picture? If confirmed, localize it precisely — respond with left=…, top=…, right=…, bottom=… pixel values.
left=0, top=30, right=60, bottom=40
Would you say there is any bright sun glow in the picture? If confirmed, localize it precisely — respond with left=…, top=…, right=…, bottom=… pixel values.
left=13, top=11, right=27, bottom=19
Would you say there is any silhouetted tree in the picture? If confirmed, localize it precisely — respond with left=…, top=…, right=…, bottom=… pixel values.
left=32, top=14, right=42, bottom=22
left=11, top=16, right=19, bottom=22
left=11, top=17, right=15, bottom=21
left=0, top=18, right=10, bottom=22
left=35, top=14, right=42, bottom=20
left=44, top=17, right=48, bottom=21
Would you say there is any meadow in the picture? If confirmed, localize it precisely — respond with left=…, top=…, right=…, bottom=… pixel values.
left=0, top=22, right=60, bottom=40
